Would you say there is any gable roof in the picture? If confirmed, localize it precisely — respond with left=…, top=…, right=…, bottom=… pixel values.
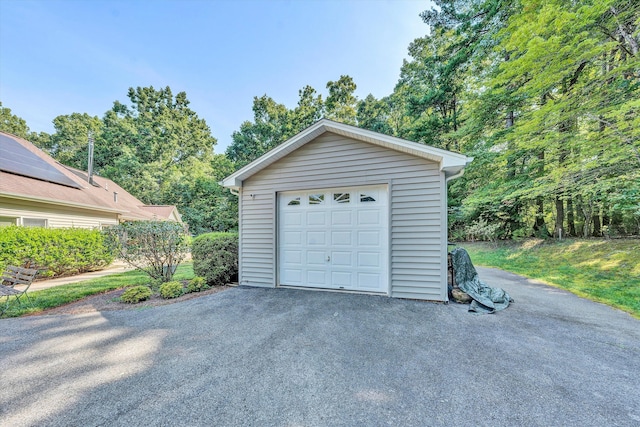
left=221, top=119, right=472, bottom=190
left=139, top=205, right=183, bottom=222
left=0, top=131, right=180, bottom=221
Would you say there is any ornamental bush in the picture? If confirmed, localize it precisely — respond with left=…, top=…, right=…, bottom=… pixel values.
left=103, top=220, right=190, bottom=282
left=0, top=226, right=114, bottom=278
left=121, top=286, right=152, bottom=304
left=187, top=276, right=209, bottom=293
left=192, top=232, right=238, bottom=286
left=159, top=281, right=184, bottom=299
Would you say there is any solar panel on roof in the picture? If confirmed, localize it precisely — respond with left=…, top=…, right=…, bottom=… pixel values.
left=0, top=133, right=82, bottom=189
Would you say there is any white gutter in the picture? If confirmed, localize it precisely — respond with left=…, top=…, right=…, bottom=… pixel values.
left=445, top=168, right=466, bottom=183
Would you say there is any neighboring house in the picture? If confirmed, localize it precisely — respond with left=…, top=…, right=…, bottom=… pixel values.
left=139, top=205, right=183, bottom=222
left=222, top=119, right=472, bottom=302
left=0, top=131, right=181, bottom=229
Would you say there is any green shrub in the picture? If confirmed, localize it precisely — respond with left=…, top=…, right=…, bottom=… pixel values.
left=103, top=220, right=190, bottom=282
left=121, top=286, right=152, bottom=304
left=464, top=219, right=501, bottom=242
left=187, top=276, right=209, bottom=293
left=192, top=232, right=238, bottom=286
left=0, top=226, right=114, bottom=278
left=159, top=281, right=184, bottom=299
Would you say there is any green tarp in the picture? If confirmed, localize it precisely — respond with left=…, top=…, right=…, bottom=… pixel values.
left=450, top=247, right=513, bottom=314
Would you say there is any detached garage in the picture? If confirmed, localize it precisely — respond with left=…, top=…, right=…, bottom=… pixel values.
left=222, top=119, right=471, bottom=301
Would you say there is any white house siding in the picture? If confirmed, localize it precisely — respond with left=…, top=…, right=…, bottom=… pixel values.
left=0, top=198, right=119, bottom=229
left=240, top=132, right=447, bottom=301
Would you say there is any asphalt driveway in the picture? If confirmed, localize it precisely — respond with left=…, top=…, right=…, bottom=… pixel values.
left=1, top=267, right=639, bottom=426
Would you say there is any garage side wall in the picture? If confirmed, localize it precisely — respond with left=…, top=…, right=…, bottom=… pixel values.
left=240, top=132, right=446, bottom=300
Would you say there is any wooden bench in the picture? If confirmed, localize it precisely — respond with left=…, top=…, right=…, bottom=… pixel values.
left=1, top=266, right=38, bottom=314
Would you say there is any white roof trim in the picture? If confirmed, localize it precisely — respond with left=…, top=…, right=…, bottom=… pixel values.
left=0, top=191, right=126, bottom=214
left=221, top=119, right=472, bottom=189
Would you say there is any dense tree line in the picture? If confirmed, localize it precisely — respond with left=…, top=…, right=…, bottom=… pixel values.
left=1, top=90, right=236, bottom=235
left=225, top=0, right=640, bottom=239
left=1, top=0, right=638, bottom=238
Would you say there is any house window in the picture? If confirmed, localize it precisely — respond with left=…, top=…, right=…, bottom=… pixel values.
left=287, top=197, right=301, bottom=206
left=309, top=194, right=325, bottom=205
left=0, top=216, right=18, bottom=227
left=360, top=194, right=376, bottom=202
left=333, top=193, right=350, bottom=203
left=22, top=218, right=47, bottom=228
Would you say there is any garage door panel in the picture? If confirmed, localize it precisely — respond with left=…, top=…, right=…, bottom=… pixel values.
left=283, top=212, right=302, bottom=226
left=357, top=230, right=380, bottom=246
left=358, top=210, right=381, bottom=225
left=307, top=251, right=326, bottom=265
left=331, top=210, right=352, bottom=225
left=307, top=211, right=326, bottom=226
left=332, top=251, right=353, bottom=266
left=331, top=230, right=352, bottom=245
left=358, top=272, right=381, bottom=289
left=332, top=271, right=352, bottom=286
left=307, top=270, right=327, bottom=285
left=283, top=269, right=302, bottom=284
left=307, top=231, right=326, bottom=245
left=282, top=250, right=302, bottom=265
left=358, top=252, right=380, bottom=268
left=283, top=231, right=302, bottom=245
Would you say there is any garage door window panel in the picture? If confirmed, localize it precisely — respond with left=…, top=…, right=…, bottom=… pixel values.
left=333, top=193, right=350, bottom=203
left=286, top=196, right=301, bottom=206
left=309, top=194, right=325, bottom=205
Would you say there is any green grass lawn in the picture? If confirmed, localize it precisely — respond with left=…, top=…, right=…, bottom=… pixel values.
left=463, top=239, right=640, bottom=318
left=1, top=263, right=195, bottom=318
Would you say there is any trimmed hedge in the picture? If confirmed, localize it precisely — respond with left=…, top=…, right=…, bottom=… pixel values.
left=192, top=232, right=238, bottom=286
left=0, top=226, right=114, bottom=278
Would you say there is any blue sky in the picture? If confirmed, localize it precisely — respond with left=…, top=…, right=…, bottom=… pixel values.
left=0, top=0, right=432, bottom=152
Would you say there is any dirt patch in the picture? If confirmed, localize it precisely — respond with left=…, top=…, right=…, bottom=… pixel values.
left=32, top=286, right=232, bottom=316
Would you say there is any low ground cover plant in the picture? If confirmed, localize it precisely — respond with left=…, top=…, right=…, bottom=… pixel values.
left=159, top=281, right=184, bottom=299
left=192, top=232, right=238, bottom=286
left=187, top=276, right=209, bottom=292
left=121, top=286, right=152, bottom=304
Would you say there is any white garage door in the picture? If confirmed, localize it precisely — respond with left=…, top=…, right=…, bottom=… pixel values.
left=278, top=185, right=388, bottom=293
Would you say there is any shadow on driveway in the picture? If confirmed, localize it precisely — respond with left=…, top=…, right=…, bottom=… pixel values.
left=1, top=268, right=639, bottom=426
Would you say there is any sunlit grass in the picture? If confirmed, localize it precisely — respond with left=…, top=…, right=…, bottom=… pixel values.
left=1, top=263, right=195, bottom=318
left=464, top=239, right=640, bottom=319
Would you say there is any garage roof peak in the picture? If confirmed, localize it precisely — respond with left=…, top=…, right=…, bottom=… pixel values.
left=221, top=119, right=472, bottom=190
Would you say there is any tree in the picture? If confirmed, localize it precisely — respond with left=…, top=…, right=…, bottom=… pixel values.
left=99, top=86, right=217, bottom=205
left=356, top=94, right=393, bottom=135
left=0, top=102, right=30, bottom=138
left=489, top=0, right=640, bottom=236
left=226, top=95, right=293, bottom=168
left=325, top=75, right=358, bottom=124
left=163, top=154, right=238, bottom=235
left=42, top=113, right=103, bottom=170
left=291, top=85, right=324, bottom=130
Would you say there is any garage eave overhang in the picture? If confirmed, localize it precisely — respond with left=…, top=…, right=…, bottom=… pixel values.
left=221, top=119, right=472, bottom=190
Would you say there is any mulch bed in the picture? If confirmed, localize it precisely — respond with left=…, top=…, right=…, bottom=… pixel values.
left=31, top=285, right=232, bottom=316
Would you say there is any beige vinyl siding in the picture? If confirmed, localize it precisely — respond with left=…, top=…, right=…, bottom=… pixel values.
left=0, top=198, right=119, bottom=229
left=240, top=132, right=446, bottom=300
